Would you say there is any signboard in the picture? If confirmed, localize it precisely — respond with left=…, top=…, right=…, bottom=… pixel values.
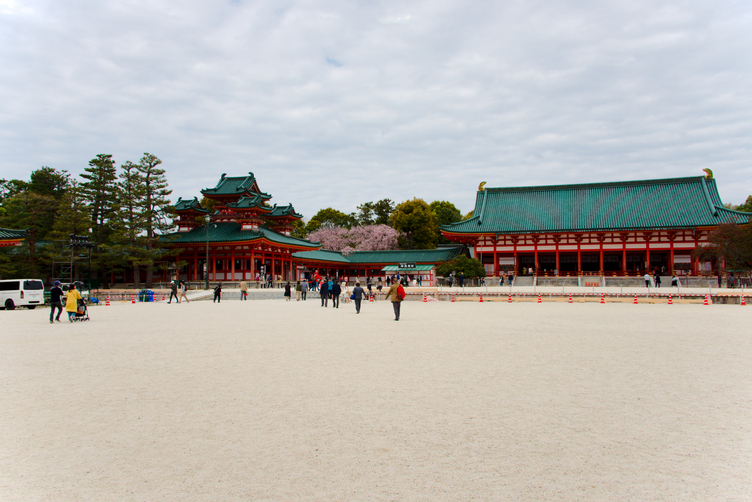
left=398, top=262, right=416, bottom=269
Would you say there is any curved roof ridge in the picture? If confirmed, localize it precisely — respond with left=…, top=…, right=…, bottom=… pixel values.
left=483, top=176, right=705, bottom=193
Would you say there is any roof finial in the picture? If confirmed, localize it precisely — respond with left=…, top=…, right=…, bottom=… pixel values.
left=478, top=181, right=487, bottom=191
left=703, top=168, right=713, bottom=179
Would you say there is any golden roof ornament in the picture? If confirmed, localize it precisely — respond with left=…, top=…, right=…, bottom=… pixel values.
left=703, top=168, right=713, bottom=179
left=478, top=181, right=487, bottom=191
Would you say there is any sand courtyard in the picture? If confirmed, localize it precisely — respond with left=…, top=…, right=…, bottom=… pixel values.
left=1, top=298, right=750, bottom=501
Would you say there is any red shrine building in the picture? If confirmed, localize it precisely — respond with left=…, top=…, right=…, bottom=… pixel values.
left=167, top=173, right=320, bottom=282
left=0, top=228, right=27, bottom=248
left=440, top=174, right=751, bottom=277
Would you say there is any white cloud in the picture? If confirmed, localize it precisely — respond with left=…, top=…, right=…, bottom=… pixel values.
left=0, top=0, right=751, bottom=219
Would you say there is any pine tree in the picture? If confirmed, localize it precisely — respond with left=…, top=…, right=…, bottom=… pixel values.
left=80, top=154, right=119, bottom=287
left=110, top=161, right=148, bottom=289
left=135, top=153, right=173, bottom=287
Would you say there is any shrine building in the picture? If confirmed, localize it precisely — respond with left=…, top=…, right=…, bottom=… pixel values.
left=0, top=228, right=27, bottom=248
left=440, top=174, right=751, bottom=277
left=292, top=247, right=464, bottom=286
left=166, top=173, right=320, bottom=283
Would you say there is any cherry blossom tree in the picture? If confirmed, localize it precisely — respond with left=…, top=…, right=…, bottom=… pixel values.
left=308, top=224, right=403, bottom=254
left=348, top=224, right=402, bottom=251
left=307, top=227, right=349, bottom=251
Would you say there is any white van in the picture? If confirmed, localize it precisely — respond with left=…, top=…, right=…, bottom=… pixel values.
left=0, top=279, right=45, bottom=310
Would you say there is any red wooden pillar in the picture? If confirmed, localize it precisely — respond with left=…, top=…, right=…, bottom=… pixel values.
left=231, top=249, right=235, bottom=281
left=599, top=239, right=604, bottom=274
left=622, top=240, right=627, bottom=276
left=555, top=239, right=560, bottom=276
left=193, top=251, right=198, bottom=281
left=669, top=235, right=675, bottom=275
left=645, top=238, right=651, bottom=273
left=211, top=249, right=216, bottom=281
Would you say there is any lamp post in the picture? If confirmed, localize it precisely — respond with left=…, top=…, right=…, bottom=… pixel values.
left=205, top=215, right=211, bottom=290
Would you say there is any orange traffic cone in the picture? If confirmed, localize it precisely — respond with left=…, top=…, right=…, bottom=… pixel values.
left=451, top=293, right=455, bottom=303
left=537, top=294, right=542, bottom=303
left=106, top=295, right=110, bottom=306
left=479, top=293, right=483, bottom=303
left=162, top=294, right=166, bottom=301
left=507, top=294, right=512, bottom=303
left=423, top=292, right=427, bottom=303
left=568, top=293, right=573, bottom=304
left=668, top=294, right=673, bottom=305
left=633, top=294, right=638, bottom=304
left=600, top=293, right=605, bottom=304
left=741, top=295, right=746, bottom=306
left=704, top=294, right=709, bottom=306
left=132, top=295, right=136, bottom=304
left=370, top=294, right=374, bottom=303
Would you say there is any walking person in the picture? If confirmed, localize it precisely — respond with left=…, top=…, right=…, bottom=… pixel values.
left=240, top=280, right=248, bottom=300
left=384, top=279, right=405, bottom=321
left=352, top=281, right=365, bottom=313
left=65, top=283, right=82, bottom=322
left=284, top=282, right=292, bottom=301
left=295, top=281, right=302, bottom=301
left=644, top=272, right=651, bottom=288
left=213, top=283, right=222, bottom=303
left=179, top=280, right=190, bottom=303
left=49, top=280, right=64, bottom=324
left=654, top=271, right=661, bottom=288
left=320, top=278, right=329, bottom=307
left=330, top=279, right=341, bottom=308
left=168, top=279, right=179, bottom=303
left=301, top=279, right=308, bottom=300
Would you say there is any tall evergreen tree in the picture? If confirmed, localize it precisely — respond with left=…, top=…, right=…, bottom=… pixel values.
left=109, top=161, right=147, bottom=288
left=135, top=153, right=172, bottom=287
left=81, top=154, right=119, bottom=287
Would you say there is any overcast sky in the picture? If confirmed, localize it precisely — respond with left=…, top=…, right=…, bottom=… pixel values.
left=1, top=0, right=751, bottom=219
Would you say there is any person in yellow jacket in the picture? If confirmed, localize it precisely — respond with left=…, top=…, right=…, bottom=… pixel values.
left=65, top=283, right=83, bottom=322
left=384, top=281, right=404, bottom=321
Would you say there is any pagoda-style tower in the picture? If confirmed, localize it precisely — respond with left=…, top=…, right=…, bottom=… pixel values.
left=266, top=204, right=304, bottom=236
left=173, top=172, right=305, bottom=233
left=173, top=197, right=210, bottom=232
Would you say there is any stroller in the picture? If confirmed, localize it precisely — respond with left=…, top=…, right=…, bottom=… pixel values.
left=70, top=298, right=90, bottom=322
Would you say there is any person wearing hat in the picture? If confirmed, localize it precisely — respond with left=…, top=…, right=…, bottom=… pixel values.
left=49, top=281, right=64, bottom=324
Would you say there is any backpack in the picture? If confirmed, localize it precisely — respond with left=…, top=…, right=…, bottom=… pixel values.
left=397, top=284, right=406, bottom=301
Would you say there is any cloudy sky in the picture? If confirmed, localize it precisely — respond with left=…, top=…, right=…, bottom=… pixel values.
left=1, top=0, right=751, bottom=218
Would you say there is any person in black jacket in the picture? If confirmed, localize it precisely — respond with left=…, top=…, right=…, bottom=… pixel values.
left=49, top=280, right=64, bottom=323
left=320, top=278, right=329, bottom=307
left=352, top=282, right=365, bottom=314
left=330, top=280, right=341, bottom=308
left=213, top=283, right=222, bottom=303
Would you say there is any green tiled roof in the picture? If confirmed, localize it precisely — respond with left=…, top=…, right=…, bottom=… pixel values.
left=442, top=176, right=752, bottom=235
left=163, top=223, right=319, bottom=248
left=0, top=227, right=28, bottom=240
left=347, top=247, right=463, bottom=263
left=174, top=197, right=209, bottom=213
left=268, top=204, right=303, bottom=219
left=201, top=173, right=271, bottom=199
left=293, top=246, right=463, bottom=265
left=226, top=195, right=269, bottom=210
left=290, top=249, right=351, bottom=263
